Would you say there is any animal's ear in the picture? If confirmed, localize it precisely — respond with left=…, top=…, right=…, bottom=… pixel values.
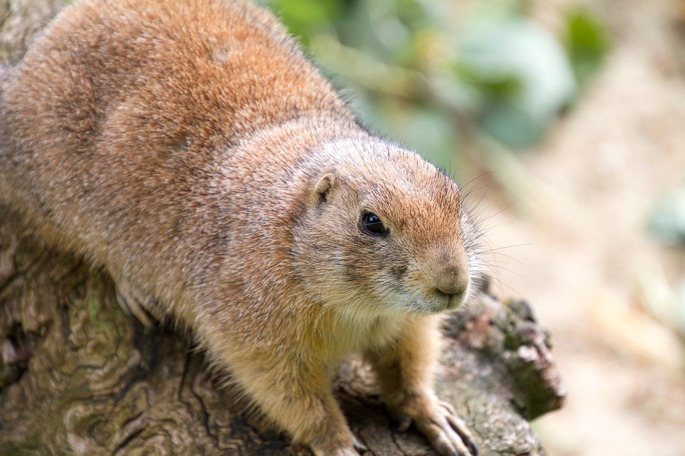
left=314, top=173, right=336, bottom=205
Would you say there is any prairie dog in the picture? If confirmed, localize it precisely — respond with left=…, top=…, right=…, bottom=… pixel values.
left=0, top=1, right=483, bottom=455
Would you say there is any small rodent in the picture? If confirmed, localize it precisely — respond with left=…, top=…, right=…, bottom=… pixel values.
left=0, top=1, right=484, bottom=454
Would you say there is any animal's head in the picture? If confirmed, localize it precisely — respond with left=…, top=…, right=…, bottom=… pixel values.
left=292, top=137, right=484, bottom=320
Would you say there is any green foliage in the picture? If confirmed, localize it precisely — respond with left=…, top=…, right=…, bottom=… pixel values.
left=564, top=9, right=610, bottom=86
left=456, top=7, right=577, bottom=148
left=263, top=0, right=609, bottom=162
left=267, top=0, right=343, bottom=42
left=649, top=189, right=685, bottom=247
left=647, top=188, right=685, bottom=337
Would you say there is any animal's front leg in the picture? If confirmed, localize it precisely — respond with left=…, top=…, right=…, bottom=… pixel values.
left=365, top=316, right=478, bottom=456
left=226, top=354, right=365, bottom=456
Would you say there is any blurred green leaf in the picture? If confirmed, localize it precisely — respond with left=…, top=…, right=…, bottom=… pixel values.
left=479, top=102, right=544, bottom=149
left=648, top=188, right=685, bottom=247
left=455, top=62, right=521, bottom=98
left=457, top=12, right=576, bottom=148
left=676, top=278, right=685, bottom=337
left=395, top=105, right=461, bottom=174
left=564, top=9, right=609, bottom=86
left=266, top=0, right=597, bottom=153
left=267, top=0, right=344, bottom=40
left=363, top=99, right=462, bottom=175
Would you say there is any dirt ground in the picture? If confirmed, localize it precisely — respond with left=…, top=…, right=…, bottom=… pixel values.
left=475, top=1, right=685, bottom=455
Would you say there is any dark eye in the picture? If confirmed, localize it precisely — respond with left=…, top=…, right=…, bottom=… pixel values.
left=360, top=211, right=388, bottom=237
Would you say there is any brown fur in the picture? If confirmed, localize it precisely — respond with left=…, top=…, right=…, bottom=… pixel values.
left=0, top=1, right=483, bottom=454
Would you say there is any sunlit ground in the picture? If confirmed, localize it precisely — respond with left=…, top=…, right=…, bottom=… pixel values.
left=478, top=1, right=685, bottom=454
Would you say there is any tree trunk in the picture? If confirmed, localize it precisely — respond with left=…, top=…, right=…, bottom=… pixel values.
left=0, top=2, right=565, bottom=455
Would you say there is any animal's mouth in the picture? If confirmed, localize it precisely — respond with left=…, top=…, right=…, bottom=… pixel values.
left=443, top=293, right=467, bottom=312
left=432, top=281, right=470, bottom=312
left=446, top=293, right=465, bottom=311
left=407, top=291, right=467, bottom=315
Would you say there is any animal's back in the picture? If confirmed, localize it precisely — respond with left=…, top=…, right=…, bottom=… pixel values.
left=0, top=0, right=354, bottom=281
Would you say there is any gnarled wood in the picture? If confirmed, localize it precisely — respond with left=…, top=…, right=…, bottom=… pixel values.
left=0, top=204, right=564, bottom=455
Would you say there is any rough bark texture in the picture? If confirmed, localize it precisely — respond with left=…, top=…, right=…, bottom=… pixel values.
left=0, top=2, right=565, bottom=455
left=0, top=212, right=565, bottom=456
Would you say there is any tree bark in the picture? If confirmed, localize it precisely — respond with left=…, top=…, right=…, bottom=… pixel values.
left=0, top=2, right=565, bottom=455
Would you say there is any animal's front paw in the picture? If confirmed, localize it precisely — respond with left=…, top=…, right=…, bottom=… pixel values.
left=310, top=432, right=367, bottom=456
left=393, top=398, right=478, bottom=456
left=312, top=447, right=359, bottom=456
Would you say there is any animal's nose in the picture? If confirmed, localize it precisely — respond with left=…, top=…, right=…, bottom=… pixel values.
left=433, top=265, right=468, bottom=297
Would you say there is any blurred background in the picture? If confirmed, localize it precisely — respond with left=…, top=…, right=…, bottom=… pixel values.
left=260, top=0, right=685, bottom=455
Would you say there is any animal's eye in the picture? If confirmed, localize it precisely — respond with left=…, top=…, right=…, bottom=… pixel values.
left=360, top=211, right=388, bottom=237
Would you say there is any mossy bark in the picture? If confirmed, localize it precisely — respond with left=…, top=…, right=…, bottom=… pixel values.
left=0, top=2, right=564, bottom=455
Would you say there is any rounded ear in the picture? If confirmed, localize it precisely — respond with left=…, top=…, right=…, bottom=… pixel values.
left=314, top=173, right=336, bottom=205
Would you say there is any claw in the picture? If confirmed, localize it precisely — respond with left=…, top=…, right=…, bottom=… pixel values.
left=441, top=401, right=478, bottom=456
left=114, top=276, right=159, bottom=329
left=393, top=398, right=478, bottom=456
left=396, top=415, right=412, bottom=432
left=352, top=434, right=367, bottom=453
left=310, top=430, right=364, bottom=456
left=439, top=404, right=477, bottom=456
left=312, top=445, right=360, bottom=456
